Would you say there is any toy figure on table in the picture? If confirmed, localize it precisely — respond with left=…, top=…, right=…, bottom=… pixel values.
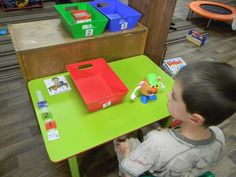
left=130, top=73, right=165, bottom=104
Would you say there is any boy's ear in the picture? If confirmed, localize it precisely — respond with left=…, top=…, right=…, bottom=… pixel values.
left=190, top=113, right=205, bottom=126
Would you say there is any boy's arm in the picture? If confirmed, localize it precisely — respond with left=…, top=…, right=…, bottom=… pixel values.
left=118, top=140, right=130, bottom=158
left=124, top=174, right=131, bottom=177
left=116, top=133, right=159, bottom=177
left=116, top=141, right=132, bottom=177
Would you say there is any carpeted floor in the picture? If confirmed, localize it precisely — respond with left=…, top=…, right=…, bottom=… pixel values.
left=0, top=0, right=58, bottom=82
left=166, top=16, right=207, bottom=45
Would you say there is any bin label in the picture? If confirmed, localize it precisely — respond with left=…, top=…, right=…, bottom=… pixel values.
left=85, top=29, right=94, bottom=36
left=82, top=24, right=93, bottom=30
left=103, top=101, right=112, bottom=108
left=48, top=130, right=60, bottom=141
left=120, top=19, right=128, bottom=30
left=121, top=22, right=128, bottom=30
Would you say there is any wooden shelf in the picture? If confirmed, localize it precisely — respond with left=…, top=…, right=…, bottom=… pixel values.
left=9, top=19, right=148, bottom=82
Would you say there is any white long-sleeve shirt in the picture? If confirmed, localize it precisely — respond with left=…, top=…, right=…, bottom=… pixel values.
left=119, top=127, right=224, bottom=177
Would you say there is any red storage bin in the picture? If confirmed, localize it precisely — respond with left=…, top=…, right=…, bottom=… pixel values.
left=66, top=58, right=129, bottom=112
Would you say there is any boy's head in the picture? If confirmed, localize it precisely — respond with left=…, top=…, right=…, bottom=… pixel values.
left=169, top=61, right=236, bottom=127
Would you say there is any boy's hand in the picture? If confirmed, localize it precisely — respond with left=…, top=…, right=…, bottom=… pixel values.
left=117, top=140, right=130, bottom=158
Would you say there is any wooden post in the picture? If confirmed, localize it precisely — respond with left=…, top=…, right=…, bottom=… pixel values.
left=129, top=0, right=177, bottom=65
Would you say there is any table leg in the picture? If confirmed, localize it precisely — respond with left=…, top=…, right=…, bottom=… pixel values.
left=68, top=156, right=80, bottom=177
left=206, top=19, right=212, bottom=28
left=187, top=9, right=192, bottom=20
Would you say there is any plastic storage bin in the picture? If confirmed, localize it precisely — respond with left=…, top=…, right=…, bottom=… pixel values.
left=89, top=0, right=142, bottom=32
left=55, top=3, right=108, bottom=38
left=67, top=58, right=129, bottom=112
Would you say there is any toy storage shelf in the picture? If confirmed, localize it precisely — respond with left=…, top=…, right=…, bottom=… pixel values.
left=9, top=18, right=148, bottom=82
left=0, top=0, right=43, bottom=11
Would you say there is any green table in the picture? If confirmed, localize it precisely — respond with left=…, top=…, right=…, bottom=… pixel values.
left=28, top=55, right=173, bottom=177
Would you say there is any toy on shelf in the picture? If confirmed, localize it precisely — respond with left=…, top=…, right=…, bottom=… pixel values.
left=186, top=29, right=207, bottom=46
left=1, top=0, right=43, bottom=11
left=130, top=73, right=165, bottom=104
left=72, top=10, right=92, bottom=24
left=16, top=0, right=29, bottom=8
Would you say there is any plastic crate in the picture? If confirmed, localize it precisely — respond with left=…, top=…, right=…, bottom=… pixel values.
left=55, top=3, right=108, bottom=38
left=66, top=58, right=129, bottom=112
left=89, top=0, right=142, bottom=32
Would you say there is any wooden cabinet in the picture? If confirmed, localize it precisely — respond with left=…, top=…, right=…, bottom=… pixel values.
left=9, top=19, right=147, bottom=82
left=129, top=0, right=177, bottom=65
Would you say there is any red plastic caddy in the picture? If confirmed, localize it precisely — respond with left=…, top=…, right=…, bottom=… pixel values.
left=66, top=58, right=129, bottom=112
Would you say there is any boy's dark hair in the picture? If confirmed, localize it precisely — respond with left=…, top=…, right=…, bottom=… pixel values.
left=175, top=61, right=236, bottom=127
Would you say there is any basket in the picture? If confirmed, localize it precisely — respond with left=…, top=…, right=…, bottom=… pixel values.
left=66, top=58, right=129, bottom=112
left=89, top=0, right=142, bottom=32
left=55, top=2, right=108, bottom=38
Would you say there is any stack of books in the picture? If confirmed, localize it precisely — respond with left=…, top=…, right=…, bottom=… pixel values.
left=162, top=57, right=186, bottom=78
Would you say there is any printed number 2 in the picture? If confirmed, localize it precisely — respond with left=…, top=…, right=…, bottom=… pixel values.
left=85, top=29, right=94, bottom=36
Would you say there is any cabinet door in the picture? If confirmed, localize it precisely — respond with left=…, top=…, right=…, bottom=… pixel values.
left=20, top=27, right=147, bottom=81
left=129, top=0, right=177, bottom=65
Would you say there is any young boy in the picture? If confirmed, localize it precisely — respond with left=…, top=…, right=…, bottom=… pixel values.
left=114, top=61, right=236, bottom=177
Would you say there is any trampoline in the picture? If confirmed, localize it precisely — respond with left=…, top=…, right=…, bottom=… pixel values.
left=187, top=1, right=236, bottom=28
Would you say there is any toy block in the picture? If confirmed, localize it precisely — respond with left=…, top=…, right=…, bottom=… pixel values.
left=72, top=10, right=92, bottom=24
left=41, top=112, right=53, bottom=120
left=45, top=120, right=57, bottom=131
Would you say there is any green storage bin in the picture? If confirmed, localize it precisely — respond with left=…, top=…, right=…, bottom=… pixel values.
left=55, top=3, right=108, bottom=39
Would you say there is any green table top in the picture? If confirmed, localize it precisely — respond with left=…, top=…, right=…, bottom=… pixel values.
left=28, top=55, right=173, bottom=162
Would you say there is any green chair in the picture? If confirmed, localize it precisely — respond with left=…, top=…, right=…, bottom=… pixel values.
left=199, top=171, right=215, bottom=177
left=140, top=171, right=215, bottom=177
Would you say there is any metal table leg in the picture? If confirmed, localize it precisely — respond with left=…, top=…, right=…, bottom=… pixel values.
left=187, top=9, right=192, bottom=20
left=207, top=19, right=212, bottom=28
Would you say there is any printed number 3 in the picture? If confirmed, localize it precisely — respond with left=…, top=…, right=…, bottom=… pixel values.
left=85, top=29, right=94, bottom=36
left=121, top=22, right=128, bottom=30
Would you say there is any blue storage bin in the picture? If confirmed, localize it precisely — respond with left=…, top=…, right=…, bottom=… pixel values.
left=89, top=0, right=142, bottom=32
